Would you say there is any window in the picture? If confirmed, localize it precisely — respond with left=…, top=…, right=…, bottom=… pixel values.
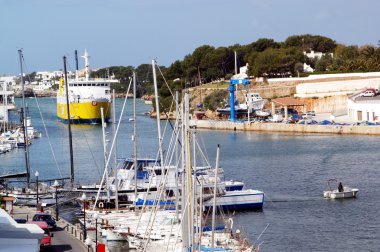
left=357, top=111, right=362, bottom=121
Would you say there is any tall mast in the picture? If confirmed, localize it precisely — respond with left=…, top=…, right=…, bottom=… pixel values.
left=63, top=56, right=75, bottom=189
left=113, top=89, right=119, bottom=211
left=211, top=144, right=220, bottom=251
left=174, top=91, right=180, bottom=220
left=152, top=60, right=164, bottom=165
left=101, top=107, right=110, bottom=202
left=18, top=49, right=30, bottom=188
left=181, top=91, right=189, bottom=250
left=133, top=72, right=138, bottom=207
left=74, top=50, right=79, bottom=80
left=234, top=51, right=238, bottom=75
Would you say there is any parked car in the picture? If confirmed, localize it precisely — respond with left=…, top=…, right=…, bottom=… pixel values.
left=27, top=221, right=54, bottom=249
left=32, top=213, right=57, bottom=230
left=362, top=89, right=376, bottom=97
left=307, top=111, right=316, bottom=116
left=14, top=218, right=27, bottom=224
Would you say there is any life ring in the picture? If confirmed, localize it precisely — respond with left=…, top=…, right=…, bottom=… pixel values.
left=92, top=101, right=97, bottom=106
left=98, top=202, right=104, bottom=208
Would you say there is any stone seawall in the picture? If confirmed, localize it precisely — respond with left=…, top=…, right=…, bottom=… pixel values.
left=191, top=120, right=380, bottom=135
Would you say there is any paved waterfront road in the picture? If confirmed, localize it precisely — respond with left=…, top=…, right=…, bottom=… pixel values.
left=49, top=227, right=86, bottom=252
left=12, top=206, right=86, bottom=252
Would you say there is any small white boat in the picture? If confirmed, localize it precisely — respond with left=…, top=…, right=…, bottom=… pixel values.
left=323, top=179, right=359, bottom=199
left=323, top=188, right=359, bottom=199
left=255, top=110, right=270, bottom=117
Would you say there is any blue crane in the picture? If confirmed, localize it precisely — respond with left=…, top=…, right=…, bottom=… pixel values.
left=229, top=78, right=250, bottom=122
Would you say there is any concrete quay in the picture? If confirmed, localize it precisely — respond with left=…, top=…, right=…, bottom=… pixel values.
left=12, top=205, right=88, bottom=252
left=191, top=119, right=380, bottom=135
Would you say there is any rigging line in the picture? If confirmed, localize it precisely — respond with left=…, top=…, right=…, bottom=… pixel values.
left=22, top=57, right=64, bottom=179
left=253, top=223, right=270, bottom=246
left=64, top=59, right=103, bottom=175
left=92, top=77, right=132, bottom=211
left=155, top=60, right=176, bottom=102
left=138, top=125, right=180, bottom=246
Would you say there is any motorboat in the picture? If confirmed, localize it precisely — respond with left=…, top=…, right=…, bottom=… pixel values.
left=203, top=189, right=264, bottom=211
left=323, top=179, right=359, bottom=199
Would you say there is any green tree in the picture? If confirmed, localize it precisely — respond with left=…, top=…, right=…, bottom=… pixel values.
left=203, top=90, right=228, bottom=111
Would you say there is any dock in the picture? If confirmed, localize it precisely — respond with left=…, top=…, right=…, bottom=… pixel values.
left=191, top=119, right=380, bottom=135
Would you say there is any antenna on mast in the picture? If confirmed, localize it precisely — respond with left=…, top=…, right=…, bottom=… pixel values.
left=81, top=49, right=90, bottom=80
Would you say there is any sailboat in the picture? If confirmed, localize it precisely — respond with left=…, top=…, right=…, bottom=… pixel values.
left=5, top=50, right=70, bottom=207
left=88, top=74, right=258, bottom=251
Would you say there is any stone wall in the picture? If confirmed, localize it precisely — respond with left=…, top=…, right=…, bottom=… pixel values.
left=191, top=120, right=380, bottom=135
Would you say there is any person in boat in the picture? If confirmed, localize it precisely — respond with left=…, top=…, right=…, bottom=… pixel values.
left=338, top=182, right=344, bottom=192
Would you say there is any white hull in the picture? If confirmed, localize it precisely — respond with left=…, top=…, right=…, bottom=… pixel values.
left=323, top=188, right=359, bottom=199
left=204, top=189, right=264, bottom=210
left=102, top=229, right=127, bottom=241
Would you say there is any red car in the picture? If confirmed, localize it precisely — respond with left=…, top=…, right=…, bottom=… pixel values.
left=28, top=221, right=54, bottom=249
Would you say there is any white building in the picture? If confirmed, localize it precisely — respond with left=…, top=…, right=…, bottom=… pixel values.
left=347, top=93, right=380, bottom=122
left=0, top=75, right=17, bottom=87
left=0, top=209, right=44, bottom=252
left=303, top=50, right=333, bottom=60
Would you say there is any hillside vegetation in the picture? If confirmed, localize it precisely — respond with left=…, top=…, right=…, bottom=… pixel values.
left=92, top=34, right=380, bottom=112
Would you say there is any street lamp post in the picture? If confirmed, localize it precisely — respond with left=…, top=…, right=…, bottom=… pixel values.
left=93, top=212, right=98, bottom=252
left=53, top=180, right=59, bottom=220
left=81, top=193, right=87, bottom=241
left=35, top=171, right=39, bottom=206
left=84, top=237, right=92, bottom=252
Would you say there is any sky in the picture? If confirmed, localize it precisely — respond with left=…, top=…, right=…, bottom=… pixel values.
left=1, top=0, right=380, bottom=75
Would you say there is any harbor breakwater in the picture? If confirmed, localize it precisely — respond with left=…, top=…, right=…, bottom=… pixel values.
left=191, top=119, right=380, bottom=135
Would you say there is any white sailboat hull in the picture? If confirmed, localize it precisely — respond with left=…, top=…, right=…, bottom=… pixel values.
left=204, top=189, right=264, bottom=211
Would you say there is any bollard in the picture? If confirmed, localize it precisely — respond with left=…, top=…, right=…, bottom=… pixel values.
left=71, top=226, right=74, bottom=234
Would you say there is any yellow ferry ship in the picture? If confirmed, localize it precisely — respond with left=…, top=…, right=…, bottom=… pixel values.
left=57, top=50, right=118, bottom=124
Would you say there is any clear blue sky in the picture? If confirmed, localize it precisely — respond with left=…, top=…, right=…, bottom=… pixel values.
left=1, top=0, right=380, bottom=74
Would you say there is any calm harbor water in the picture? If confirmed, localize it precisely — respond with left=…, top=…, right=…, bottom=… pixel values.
left=2, top=97, right=380, bottom=251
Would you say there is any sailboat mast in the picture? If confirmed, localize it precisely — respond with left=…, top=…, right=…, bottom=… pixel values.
left=101, top=107, right=110, bottom=202
left=181, top=92, right=189, bottom=250
left=74, top=50, right=79, bottom=80
left=18, top=49, right=30, bottom=188
left=152, top=60, right=164, bottom=165
left=174, top=91, right=180, bottom=220
left=211, top=144, right=220, bottom=251
left=133, top=72, right=138, bottom=207
left=63, top=56, right=75, bottom=189
left=113, top=89, right=119, bottom=211
left=234, top=51, right=238, bottom=75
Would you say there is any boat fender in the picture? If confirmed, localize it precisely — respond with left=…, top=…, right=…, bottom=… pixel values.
left=128, top=227, right=131, bottom=235
left=98, top=202, right=104, bottom=209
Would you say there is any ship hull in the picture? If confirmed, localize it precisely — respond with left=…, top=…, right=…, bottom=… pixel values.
left=57, top=100, right=111, bottom=124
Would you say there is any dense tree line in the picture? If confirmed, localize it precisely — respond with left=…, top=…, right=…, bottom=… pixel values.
left=92, top=34, right=380, bottom=111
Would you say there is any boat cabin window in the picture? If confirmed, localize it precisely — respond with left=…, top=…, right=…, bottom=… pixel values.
left=166, top=190, right=174, bottom=197
left=202, top=187, right=213, bottom=194
left=154, top=169, right=168, bottom=176
left=105, top=90, right=110, bottom=94
left=101, top=83, right=105, bottom=86
left=78, top=84, right=83, bottom=86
